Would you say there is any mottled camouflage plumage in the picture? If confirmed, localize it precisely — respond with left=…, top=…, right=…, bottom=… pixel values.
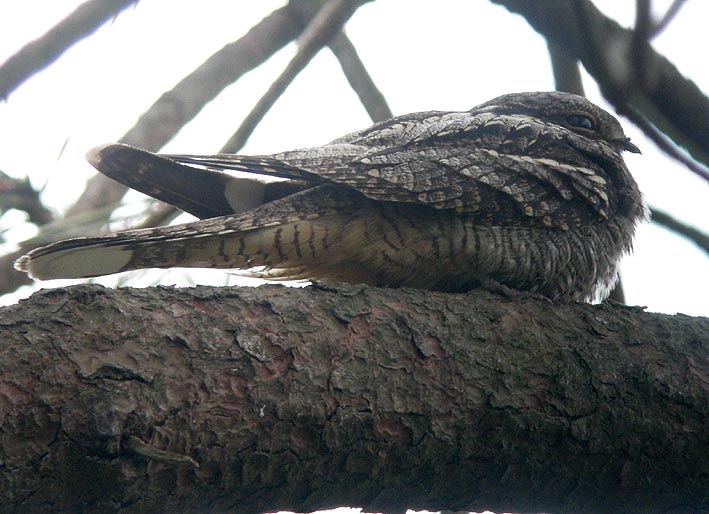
left=16, top=91, right=645, bottom=301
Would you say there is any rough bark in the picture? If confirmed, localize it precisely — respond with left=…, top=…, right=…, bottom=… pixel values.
left=0, top=283, right=706, bottom=514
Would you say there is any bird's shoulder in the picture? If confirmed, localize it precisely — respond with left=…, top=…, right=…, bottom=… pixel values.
left=329, top=108, right=551, bottom=153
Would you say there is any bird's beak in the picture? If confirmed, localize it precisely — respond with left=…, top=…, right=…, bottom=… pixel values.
left=618, top=137, right=641, bottom=154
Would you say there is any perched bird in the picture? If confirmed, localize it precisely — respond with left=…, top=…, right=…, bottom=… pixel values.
left=15, top=91, right=644, bottom=301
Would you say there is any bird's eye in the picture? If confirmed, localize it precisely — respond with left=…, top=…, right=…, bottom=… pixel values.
left=565, top=114, right=596, bottom=131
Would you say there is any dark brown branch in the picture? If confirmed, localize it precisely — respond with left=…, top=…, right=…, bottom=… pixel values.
left=221, top=0, right=372, bottom=153
left=631, top=0, right=652, bottom=91
left=0, top=283, right=706, bottom=514
left=492, top=0, right=709, bottom=178
left=0, top=0, right=139, bottom=100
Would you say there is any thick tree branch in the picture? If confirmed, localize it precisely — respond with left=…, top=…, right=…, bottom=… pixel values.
left=0, top=283, right=706, bottom=514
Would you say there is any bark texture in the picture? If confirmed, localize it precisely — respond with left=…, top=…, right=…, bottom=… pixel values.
left=0, top=283, right=706, bottom=514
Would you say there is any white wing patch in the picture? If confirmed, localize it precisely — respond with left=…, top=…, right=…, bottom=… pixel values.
left=224, top=178, right=266, bottom=213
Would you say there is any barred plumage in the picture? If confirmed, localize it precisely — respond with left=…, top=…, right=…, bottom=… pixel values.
left=15, top=91, right=645, bottom=301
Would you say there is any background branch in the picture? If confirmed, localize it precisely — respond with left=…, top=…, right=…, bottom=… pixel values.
left=221, top=0, right=372, bottom=153
left=0, top=0, right=139, bottom=100
left=546, top=40, right=584, bottom=95
left=650, top=206, right=709, bottom=255
left=493, top=0, right=709, bottom=177
left=66, top=1, right=326, bottom=219
left=0, top=172, right=53, bottom=226
left=648, top=0, right=688, bottom=38
left=329, top=31, right=392, bottom=122
left=0, top=1, right=337, bottom=297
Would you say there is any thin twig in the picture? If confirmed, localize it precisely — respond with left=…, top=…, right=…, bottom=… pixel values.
left=221, top=0, right=371, bottom=153
left=67, top=3, right=325, bottom=220
left=649, top=0, right=688, bottom=38
left=620, top=106, right=709, bottom=182
left=650, top=207, right=709, bottom=256
left=0, top=0, right=139, bottom=100
left=125, top=436, right=200, bottom=469
left=329, top=31, right=392, bottom=122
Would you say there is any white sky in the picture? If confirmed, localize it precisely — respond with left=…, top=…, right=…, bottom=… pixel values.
left=0, top=0, right=707, bottom=320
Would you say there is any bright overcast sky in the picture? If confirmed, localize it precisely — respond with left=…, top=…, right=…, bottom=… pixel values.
left=0, top=1, right=707, bottom=319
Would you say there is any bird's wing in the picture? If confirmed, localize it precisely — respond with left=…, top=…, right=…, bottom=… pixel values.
left=92, top=106, right=611, bottom=230
left=164, top=109, right=611, bottom=225
left=291, top=109, right=611, bottom=221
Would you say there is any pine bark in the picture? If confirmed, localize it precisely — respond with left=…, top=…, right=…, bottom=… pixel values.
left=0, top=283, right=706, bottom=514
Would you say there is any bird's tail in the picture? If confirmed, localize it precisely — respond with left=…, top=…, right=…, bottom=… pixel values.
left=15, top=185, right=352, bottom=281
